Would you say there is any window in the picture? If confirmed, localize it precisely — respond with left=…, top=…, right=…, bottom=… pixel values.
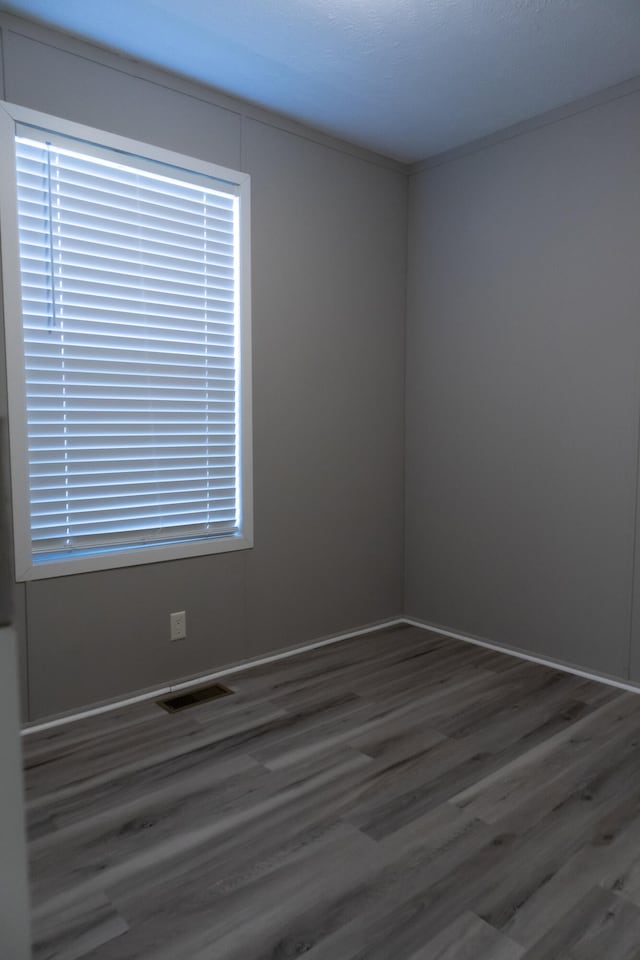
left=0, top=102, right=252, bottom=580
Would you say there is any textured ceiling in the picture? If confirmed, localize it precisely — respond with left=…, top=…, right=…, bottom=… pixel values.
left=2, top=0, right=640, bottom=163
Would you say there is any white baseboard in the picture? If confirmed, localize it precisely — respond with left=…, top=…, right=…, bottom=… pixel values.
left=22, top=616, right=406, bottom=735
left=24, top=613, right=640, bottom=736
left=403, top=616, right=640, bottom=697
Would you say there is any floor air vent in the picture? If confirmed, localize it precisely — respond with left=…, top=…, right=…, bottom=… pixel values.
left=157, top=682, right=234, bottom=713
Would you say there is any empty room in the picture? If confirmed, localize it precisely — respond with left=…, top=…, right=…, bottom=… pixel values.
left=2, top=1, right=640, bottom=957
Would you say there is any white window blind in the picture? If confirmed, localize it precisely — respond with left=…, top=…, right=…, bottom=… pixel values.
left=14, top=129, right=243, bottom=565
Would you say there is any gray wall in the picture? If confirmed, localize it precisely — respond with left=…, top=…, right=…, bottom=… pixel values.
left=0, top=15, right=406, bottom=719
left=6, top=12, right=640, bottom=720
left=406, top=89, right=640, bottom=681
left=0, top=628, right=31, bottom=959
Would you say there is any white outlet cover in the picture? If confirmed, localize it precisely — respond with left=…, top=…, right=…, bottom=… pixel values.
left=170, top=611, right=187, bottom=641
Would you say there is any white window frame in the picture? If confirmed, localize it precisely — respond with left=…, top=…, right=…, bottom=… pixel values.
left=0, top=101, right=253, bottom=581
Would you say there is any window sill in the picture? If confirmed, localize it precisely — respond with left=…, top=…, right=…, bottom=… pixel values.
left=16, top=532, right=254, bottom=581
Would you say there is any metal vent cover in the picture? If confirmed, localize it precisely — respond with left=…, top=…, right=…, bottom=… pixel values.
left=157, top=682, right=234, bottom=713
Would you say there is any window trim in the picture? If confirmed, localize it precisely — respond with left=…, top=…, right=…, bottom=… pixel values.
left=0, top=101, right=253, bottom=581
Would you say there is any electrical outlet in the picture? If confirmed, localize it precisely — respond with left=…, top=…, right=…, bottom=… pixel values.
left=170, top=610, right=187, bottom=641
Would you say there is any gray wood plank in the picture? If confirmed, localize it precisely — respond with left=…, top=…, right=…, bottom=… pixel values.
left=519, top=885, right=640, bottom=960
left=406, top=911, right=524, bottom=960
left=32, top=891, right=128, bottom=960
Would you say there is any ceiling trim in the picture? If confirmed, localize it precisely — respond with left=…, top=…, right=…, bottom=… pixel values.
left=411, top=71, right=640, bottom=175
left=0, top=10, right=408, bottom=175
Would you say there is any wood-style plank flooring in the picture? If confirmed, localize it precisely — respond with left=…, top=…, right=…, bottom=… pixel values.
left=22, top=624, right=640, bottom=959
